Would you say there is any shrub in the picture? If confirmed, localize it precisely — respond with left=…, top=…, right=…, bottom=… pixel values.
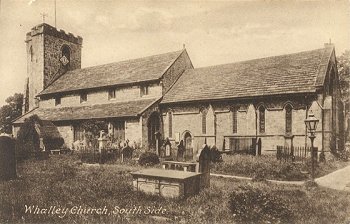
left=138, top=152, right=160, bottom=166
left=228, top=185, right=294, bottom=223
left=122, top=146, right=133, bottom=160
left=16, top=115, right=41, bottom=161
left=335, top=150, right=350, bottom=161
left=42, top=136, right=64, bottom=151
left=209, top=145, right=223, bottom=163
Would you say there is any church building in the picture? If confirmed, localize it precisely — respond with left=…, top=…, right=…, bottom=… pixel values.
left=13, top=23, right=344, bottom=156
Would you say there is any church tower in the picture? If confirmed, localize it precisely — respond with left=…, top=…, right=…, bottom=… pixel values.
left=24, top=23, right=83, bottom=112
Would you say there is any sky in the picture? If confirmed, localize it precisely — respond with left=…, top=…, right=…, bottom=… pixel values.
left=0, top=0, right=349, bottom=107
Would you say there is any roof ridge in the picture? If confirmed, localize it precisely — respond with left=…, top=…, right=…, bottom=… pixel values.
left=70, top=49, right=183, bottom=72
left=193, top=47, right=326, bottom=71
left=315, top=46, right=334, bottom=87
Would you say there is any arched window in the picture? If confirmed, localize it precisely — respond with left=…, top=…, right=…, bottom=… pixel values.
left=201, top=108, right=207, bottom=134
left=259, top=105, right=265, bottom=133
left=29, top=46, right=33, bottom=62
left=168, top=111, right=173, bottom=138
left=61, top=45, right=71, bottom=67
left=231, top=107, right=238, bottom=134
left=285, top=104, right=292, bottom=134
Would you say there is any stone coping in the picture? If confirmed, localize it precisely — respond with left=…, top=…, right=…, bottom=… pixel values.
left=131, top=168, right=201, bottom=180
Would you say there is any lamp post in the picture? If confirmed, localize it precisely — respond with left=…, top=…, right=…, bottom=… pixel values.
left=304, top=111, right=319, bottom=181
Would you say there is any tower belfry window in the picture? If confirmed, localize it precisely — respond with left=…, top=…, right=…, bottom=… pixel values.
left=60, top=45, right=70, bottom=67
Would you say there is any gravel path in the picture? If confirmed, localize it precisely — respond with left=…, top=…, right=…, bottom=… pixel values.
left=315, top=164, right=350, bottom=191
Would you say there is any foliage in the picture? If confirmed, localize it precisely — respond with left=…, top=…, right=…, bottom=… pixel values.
left=16, top=114, right=64, bottom=160
left=80, top=119, right=108, bottom=137
left=334, top=149, right=350, bottom=161
left=80, top=148, right=118, bottom=164
left=16, top=115, right=41, bottom=160
left=138, top=151, right=160, bottom=166
left=212, top=154, right=308, bottom=181
left=209, top=145, right=223, bottom=162
left=0, top=93, right=23, bottom=134
left=338, top=50, right=350, bottom=141
left=338, top=50, right=350, bottom=106
left=122, top=145, right=133, bottom=160
left=212, top=154, right=350, bottom=181
left=42, top=136, right=64, bottom=151
left=228, top=184, right=294, bottom=223
left=1, top=156, right=350, bottom=223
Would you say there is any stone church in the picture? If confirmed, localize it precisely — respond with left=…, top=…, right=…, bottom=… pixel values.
left=13, top=23, right=344, bottom=156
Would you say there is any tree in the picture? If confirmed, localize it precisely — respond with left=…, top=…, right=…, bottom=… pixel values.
left=337, top=50, right=350, bottom=141
left=0, top=93, right=23, bottom=134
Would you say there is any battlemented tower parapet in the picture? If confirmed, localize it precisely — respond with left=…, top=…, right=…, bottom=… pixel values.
left=25, top=23, right=83, bottom=45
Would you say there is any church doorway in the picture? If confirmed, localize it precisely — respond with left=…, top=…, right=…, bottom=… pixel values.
left=183, top=131, right=193, bottom=160
left=148, top=112, right=160, bottom=149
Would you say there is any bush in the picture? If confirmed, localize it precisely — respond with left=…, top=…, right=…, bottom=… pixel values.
left=228, top=185, right=294, bottom=223
left=122, top=146, right=133, bottom=160
left=43, top=136, right=64, bottom=151
left=212, top=154, right=309, bottom=181
left=80, top=149, right=118, bottom=164
left=16, top=115, right=41, bottom=161
left=138, top=152, right=160, bottom=166
left=335, top=150, right=350, bottom=161
left=209, top=145, right=223, bottom=163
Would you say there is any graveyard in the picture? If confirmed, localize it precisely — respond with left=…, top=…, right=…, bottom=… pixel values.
left=1, top=125, right=350, bottom=223
left=0, top=148, right=350, bottom=223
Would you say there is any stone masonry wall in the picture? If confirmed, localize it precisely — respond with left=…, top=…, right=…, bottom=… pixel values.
left=43, top=34, right=82, bottom=88
left=27, top=34, right=44, bottom=111
left=125, top=118, right=142, bottom=146
left=56, top=125, right=74, bottom=148
left=40, top=82, right=162, bottom=108
left=161, top=96, right=319, bottom=154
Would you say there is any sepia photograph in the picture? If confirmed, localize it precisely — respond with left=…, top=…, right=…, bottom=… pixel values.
left=0, top=0, right=349, bottom=223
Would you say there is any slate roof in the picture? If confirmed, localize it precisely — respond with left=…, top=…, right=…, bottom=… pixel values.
left=38, top=50, right=184, bottom=96
left=13, top=98, right=159, bottom=124
left=162, top=46, right=334, bottom=104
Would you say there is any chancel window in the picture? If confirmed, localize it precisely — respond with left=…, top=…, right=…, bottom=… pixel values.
left=55, top=97, right=61, bottom=106
left=201, top=108, right=207, bottom=134
left=285, top=104, right=292, bottom=134
left=168, top=111, right=173, bottom=138
left=259, top=106, right=265, bottom=133
left=231, top=107, right=238, bottom=134
left=140, top=85, right=149, bottom=97
left=80, top=93, right=87, bottom=103
left=108, top=89, right=116, bottom=99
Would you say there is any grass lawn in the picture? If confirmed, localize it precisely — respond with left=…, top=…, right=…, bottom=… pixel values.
left=211, top=154, right=350, bottom=181
left=0, top=155, right=350, bottom=223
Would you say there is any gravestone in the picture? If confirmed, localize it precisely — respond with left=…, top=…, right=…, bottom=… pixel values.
left=164, top=138, right=171, bottom=157
left=177, top=140, right=185, bottom=161
left=154, top=132, right=161, bottom=155
left=0, top=135, right=16, bottom=181
left=196, top=144, right=211, bottom=188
